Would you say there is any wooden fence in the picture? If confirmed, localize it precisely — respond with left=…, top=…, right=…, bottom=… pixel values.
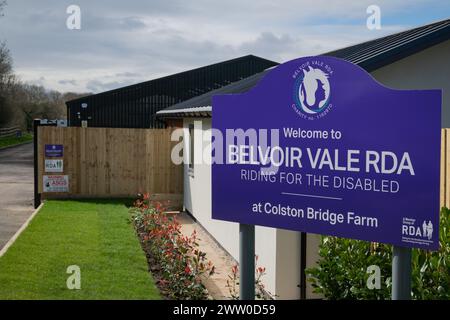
left=0, top=126, right=20, bottom=138
left=441, top=129, right=450, bottom=208
left=37, top=126, right=183, bottom=200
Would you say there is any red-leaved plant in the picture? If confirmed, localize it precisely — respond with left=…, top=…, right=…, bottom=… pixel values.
left=226, top=255, right=276, bottom=300
left=131, top=193, right=215, bottom=300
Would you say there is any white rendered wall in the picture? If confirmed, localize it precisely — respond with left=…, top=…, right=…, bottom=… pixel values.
left=370, top=40, right=450, bottom=127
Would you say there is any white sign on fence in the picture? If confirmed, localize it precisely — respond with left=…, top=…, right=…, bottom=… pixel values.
left=43, top=175, right=69, bottom=192
left=57, top=120, right=68, bottom=127
left=45, top=159, right=64, bottom=173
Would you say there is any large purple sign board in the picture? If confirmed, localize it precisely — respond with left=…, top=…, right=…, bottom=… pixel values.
left=212, top=56, right=441, bottom=250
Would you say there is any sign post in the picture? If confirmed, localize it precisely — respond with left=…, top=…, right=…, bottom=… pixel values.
left=392, top=246, right=412, bottom=300
left=211, top=56, right=441, bottom=300
left=239, top=224, right=255, bottom=300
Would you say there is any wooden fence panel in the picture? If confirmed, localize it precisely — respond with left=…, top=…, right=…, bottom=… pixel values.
left=438, top=128, right=450, bottom=209
left=38, top=126, right=183, bottom=199
left=444, top=129, right=450, bottom=208
left=440, top=129, right=446, bottom=208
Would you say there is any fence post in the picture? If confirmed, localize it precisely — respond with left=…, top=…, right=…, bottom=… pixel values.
left=33, top=119, right=41, bottom=209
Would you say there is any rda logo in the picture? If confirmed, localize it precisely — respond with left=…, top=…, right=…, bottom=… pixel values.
left=402, top=219, right=433, bottom=240
left=292, top=60, right=333, bottom=120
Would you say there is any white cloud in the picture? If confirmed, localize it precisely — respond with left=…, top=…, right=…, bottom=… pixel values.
left=58, top=79, right=77, bottom=86
left=0, top=0, right=447, bottom=93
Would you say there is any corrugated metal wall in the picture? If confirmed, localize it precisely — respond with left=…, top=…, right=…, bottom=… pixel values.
left=66, top=55, right=278, bottom=128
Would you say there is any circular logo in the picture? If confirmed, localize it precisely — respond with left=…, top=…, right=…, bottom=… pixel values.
left=292, top=64, right=332, bottom=119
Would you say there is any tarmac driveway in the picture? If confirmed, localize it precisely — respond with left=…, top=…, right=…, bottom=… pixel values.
left=0, top=143, right=34, bottom=250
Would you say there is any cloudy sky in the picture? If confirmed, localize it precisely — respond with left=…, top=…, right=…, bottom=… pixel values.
left=0, top=0, right=448, bottom=93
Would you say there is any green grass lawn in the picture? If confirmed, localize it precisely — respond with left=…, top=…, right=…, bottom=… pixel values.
left=0, top=132, right=33, bottom=149
left=0, top=199, right=161, bottom=300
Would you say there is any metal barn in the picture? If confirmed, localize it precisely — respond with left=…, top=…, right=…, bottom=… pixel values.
left=65, top=55, right=278, bottom=128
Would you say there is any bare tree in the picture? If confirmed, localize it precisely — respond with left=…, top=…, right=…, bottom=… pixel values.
left=0, top=42, right=14, bottom=125
left=0, top=43, right=13, bottom=84
left=0, top=1, right=89, bottom=129
left=0, top=1, right=5, bottom=17
left=0, top=1, right=13, bottom=125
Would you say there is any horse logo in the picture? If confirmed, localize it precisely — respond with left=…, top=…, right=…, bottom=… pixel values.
left=293, top=64, right=332, bottom=118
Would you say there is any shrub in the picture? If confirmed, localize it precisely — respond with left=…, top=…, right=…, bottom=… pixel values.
left=226, top=255, right=276, bottom=300
left=130, top=194, right=215, bottom=300
left=306, top=207, right=450, bottom=300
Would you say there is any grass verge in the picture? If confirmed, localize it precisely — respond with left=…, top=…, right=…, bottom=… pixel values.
left=0, top=199, right=161, bottom=300
left=0, top=133, right=33, bottom=149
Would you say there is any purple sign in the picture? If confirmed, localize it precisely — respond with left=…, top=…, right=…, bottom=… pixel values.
left=212, top=56, right=441, bottom=250
left=45, top=144, right=64, bottom=158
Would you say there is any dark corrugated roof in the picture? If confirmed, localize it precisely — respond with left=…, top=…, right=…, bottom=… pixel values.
left=157, top=69, right=271, bottom=117
left=65, top=54, right=278, bottom=127
left=66, top=54, right=278, bottom=104
left=157, top=18, right=450, bottom=118
left=324, top=18, right=450, bottom=71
